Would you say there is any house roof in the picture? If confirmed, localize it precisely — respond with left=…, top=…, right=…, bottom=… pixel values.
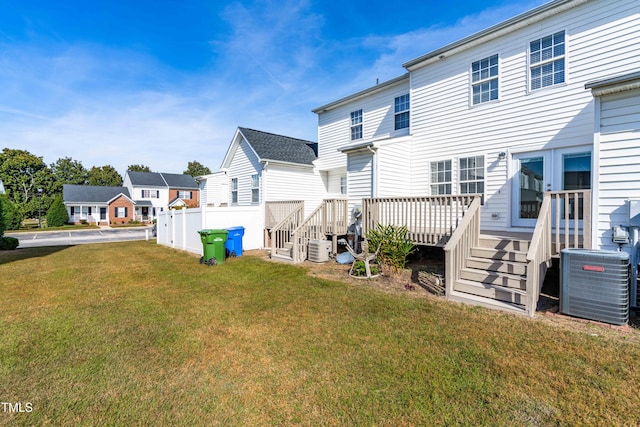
left=63, top=184, right=132, bottom=204
left=126, top=171, right=199, bottom=189
left=312, top=73, right=410, bottom=114
left=161, top=172, right=199, bottom=189
left=237, top=127, right=317, bottom=166
left=585, top=70, right=640, bottom=96
left=403, top=0, right=584, bottom=70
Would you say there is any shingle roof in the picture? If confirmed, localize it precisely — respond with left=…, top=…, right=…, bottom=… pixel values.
left=238, top=127, right=317, bottom=166
left=126, top=171, right=199, bottom=189
left=63, top=184, right=131, bottom=204
left=126, top=171, right=166, bottom=187
left=161, top=173, right=199, bottom=189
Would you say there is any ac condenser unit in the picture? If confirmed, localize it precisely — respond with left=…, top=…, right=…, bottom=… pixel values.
left=308, top=240, right=332, bottom=263
left=560, top=249, right=629, bottom=325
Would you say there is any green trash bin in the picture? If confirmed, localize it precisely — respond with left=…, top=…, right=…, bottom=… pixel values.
left=198, top=229, right=228, bottom=266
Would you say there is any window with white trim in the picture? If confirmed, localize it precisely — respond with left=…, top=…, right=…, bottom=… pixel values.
left=340, top=176, right=347, bottom=195
left=430, top=160, right=452, bottom=195
left=350, top=109, right=362, bottom=140
left=530, top=31, right=565, bottom=90
left=231, top=178, right=238, bottom=204
left=141, top=189, right=159, bottom=198
left=394, top=94, right=410, bottom=130
left=115, top=207, right=128, bottom=218
left=471, top=55, right=498, bottom=104
left=251, top=174, right=259, bottom=203
left=178, top=190, right=192, bottom=199
left=459, top=156, right=484, bottom=195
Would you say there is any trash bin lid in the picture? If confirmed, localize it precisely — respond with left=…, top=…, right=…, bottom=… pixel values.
left=197, top=229, right=213, bottom=235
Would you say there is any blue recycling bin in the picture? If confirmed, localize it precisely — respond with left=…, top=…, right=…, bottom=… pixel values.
left=225, top=226, right=245, bottom=257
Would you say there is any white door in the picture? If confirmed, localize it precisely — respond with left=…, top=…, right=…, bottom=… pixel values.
left=511, top=147, right=591, bottom=228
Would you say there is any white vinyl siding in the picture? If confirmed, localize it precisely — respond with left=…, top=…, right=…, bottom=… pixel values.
left=264, top=164, right=326, bottom=217
left=315, top=76, right=410, bottom=171
left=408, top=0, right=639, bottom=230
left=596, top=89, right=640, bottom=251
left=227, top=139, right=261, bottom=206
left=347, top=152, right=373, bottom=210
left=377, top=137, right=412, bottom=197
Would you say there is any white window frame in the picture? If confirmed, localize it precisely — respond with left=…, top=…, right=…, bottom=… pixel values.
left=178, top=190, right=192, bottom=200
left=340, top=176, right=347, bottom=195
left=529, top=30, right=566, bottom=91
left=115, top=207, right=127, bottom=218
left=251, top=174, right=259, bottom=204
left=459, top=155, right=485, bottom=196
left=471, top=54, right=498, bottom=105
left=231, top=178, right=238, bottom=204
left=394, top=94, right=410, bottom=130
left=350, top=109, right=363, bottom=140
left=430, top=160, right=452, bottom=195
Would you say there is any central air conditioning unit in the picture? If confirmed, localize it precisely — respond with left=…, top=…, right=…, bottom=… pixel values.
left=308, top=240, right=332, bottom=263
left=560, top=248, right=630, bottom=325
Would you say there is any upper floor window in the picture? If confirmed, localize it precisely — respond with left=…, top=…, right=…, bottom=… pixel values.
left=178, top=190, right=192, bottom=199
left=471, top=55, right=498, bottom=104
left=350, top=109, right=362, bottom=140
left=430, top=160, right=452, bottom=195
left=459, top=156, right=484, bottom=195
left=141, top=189, right=159, bottom=198
left=394, top=94, right=410, bottom=130
left=251, top=174, right=259, bottom=204
left=231, top=178, right=238, bottom=204
left=530, top=31, right=565, bottom=90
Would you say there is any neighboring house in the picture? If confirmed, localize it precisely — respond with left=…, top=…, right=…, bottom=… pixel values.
left=64, top=171, right=200, bottom=224
left=124, top=171, right=200, bottom=221
left=0, top=179, right=5, bottom=195
left=63, top=185, right=134, bottom=225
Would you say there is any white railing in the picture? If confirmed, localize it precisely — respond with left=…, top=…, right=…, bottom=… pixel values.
left=71, top=214, right=99, bottom=223
left=362, top=195, right=480, bottom=246
left=291, top=199, right=349, bottom=263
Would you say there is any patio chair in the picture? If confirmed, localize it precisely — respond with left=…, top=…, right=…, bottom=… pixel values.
left=344, top=240, right=381, bottom=279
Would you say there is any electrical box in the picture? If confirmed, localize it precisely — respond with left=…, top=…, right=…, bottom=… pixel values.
left=629, top=200, right=640, bottom=227
left=612, top=226, right=629, bottom=244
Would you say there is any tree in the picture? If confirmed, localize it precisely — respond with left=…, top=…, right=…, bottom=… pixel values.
left=0, top=148, right=55, bottom=220
left=87, top=165, right=123, bottom=187
left=46, top=195, right=69, bottom=227
left=184, top=161, right=211, bottom=177
left=127, top=164, right=152, bottom=173
left=0, top=195, right=21, bottom=230
left=51, top=157, right=88, bottom=188
left=0, top=193, right=4, bottom=237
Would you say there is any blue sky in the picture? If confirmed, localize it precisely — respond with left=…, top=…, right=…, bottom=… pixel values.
left=0, top=0, right=548, bottom=175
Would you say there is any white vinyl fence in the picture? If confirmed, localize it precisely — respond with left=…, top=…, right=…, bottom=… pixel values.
left=157, top=206, right=263, bottom=256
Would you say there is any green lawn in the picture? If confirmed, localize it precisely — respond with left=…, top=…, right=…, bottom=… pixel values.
left=1, top=241, right=639, bottom=426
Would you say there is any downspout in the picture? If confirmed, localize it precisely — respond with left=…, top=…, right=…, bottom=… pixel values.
left=367, top=146, right=377, bottom=198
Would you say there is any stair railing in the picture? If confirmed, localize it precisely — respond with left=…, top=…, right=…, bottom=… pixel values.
left=442, top=196, right=482, bottom=297
left=268, top=201, right=305, bottom=258
left=291, top=199, right=348, bottom=263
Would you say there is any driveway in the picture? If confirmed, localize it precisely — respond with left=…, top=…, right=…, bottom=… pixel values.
left=5, top=227, right=154, bottom=248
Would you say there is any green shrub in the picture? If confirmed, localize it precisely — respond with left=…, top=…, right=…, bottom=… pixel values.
left=0, top=236, right=19, bottom=250
left=365, top=223, right=416, bottom=272
left=0, top=195, right=21, bottom=231
left=46, top=195, right=69, bottom=227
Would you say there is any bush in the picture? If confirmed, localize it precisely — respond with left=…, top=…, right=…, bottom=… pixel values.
left=0, top=236, right=19, bottom=250
left=0, top=195, right=21, bottom=231
left=365, top=224, right=416, bottom=272
left=46, top=195, right=69, bottom=227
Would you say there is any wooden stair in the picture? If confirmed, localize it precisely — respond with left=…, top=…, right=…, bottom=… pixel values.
left=450, top=235, right=532, bottom=314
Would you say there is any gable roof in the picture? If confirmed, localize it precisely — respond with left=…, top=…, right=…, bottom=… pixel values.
left=63, top=184, right=132, bottom=204
left=236, top=127, right=317, bottom=166
left=161, top=172, right=199, bottom=189
left=126, top=171, right=199, bottom=189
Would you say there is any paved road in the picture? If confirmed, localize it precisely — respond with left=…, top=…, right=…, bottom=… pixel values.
left=5, top=227, right=155, bottom=248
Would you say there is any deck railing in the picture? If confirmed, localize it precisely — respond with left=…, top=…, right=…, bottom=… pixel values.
left=265, top=200, right=304, bottom=229
left=269, top=202, right=305, bottom=257
left=525, top=189, right=592, bottom=316
left=362, top=195, right=480, bottom=246
left=442, top=196, right=482, bottom=296
left=291, top=199, right=348, bottom=263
